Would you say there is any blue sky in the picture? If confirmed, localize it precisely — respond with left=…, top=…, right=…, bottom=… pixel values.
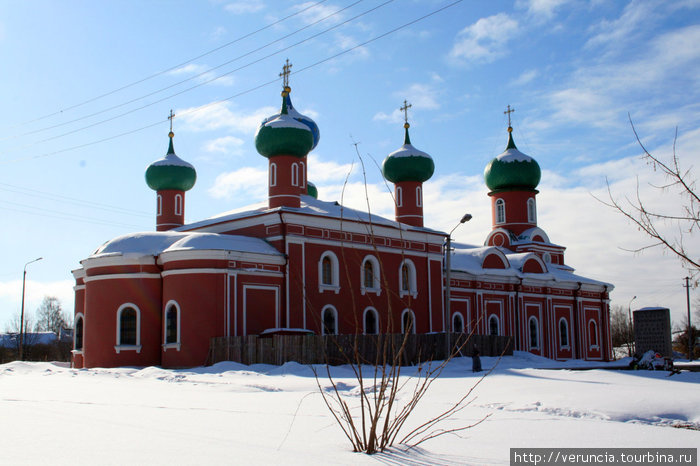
left=0, top=0, right=698, bottom=330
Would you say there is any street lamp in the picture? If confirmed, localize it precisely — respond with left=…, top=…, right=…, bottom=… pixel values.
left=627, top=295, right=636, bottom=357
left=445, top=213, right=472, bottom=357
left=19, top=257, right=43, bottom=361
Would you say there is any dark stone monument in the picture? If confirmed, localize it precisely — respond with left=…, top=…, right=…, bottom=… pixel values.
left=633, top=307, right=672, bottom=357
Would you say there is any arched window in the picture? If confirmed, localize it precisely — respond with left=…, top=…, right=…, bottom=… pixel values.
left=116, top=304, right=141, bottom=353
left=396, top=186, right=403, bottom=207
left=318, top=251, right=340, bottom=292
left=398, top=259, right=417, bottom=297
left=174, top=194, right=183, bottom=216
left=527, top=198, right=536, bottom=223
left=361, top=255, right=380, bottom=293
left=401, top=309, right=416, bottom=334
left=300, top=161, right=306, bottom=188
left=529, top=316, right=539, bottom=349
left=322, top=306, right=338, bottom=335
left=589, top=320, right=599, bottom=349
left=74, top=314, right=84, bottom=351
left=157, top=194, right=162, bottom=216
left=164, top=301, right=180, bottom=350
left=489, top=315, right=499, bottom=336
left=416, top=186, right=422, bottom=207
left=270, top=163, right=277, bottom=187
left=452, top=313, right=464, bottom=333
left=495, top=198, right=506, bottom=224
left=559, top=318, right=569, bottom=349
left=291, top=163, right=299, bottom=186
left=364, top=307, right=378, bottom=335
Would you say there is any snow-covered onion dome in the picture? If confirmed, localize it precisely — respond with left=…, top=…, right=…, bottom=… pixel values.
left=306, top=181, right=318, bottom=199
left=258, top=92, right=320, bottom=150
left=484, top=127, right=541, bottom=192
left=255, top=86, right=315, bottom=158
left=145, top=131, right=197, bottom=191
left=381, top=123, right=435, bottom=183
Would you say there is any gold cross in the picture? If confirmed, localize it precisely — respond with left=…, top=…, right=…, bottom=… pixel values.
left=279, top=59, right=292, bottom=88
left=168, top=109, right=175, bottom=132
left=400, top=100, right=412, bottom=125
left=504, top=105, right=515, bottom=127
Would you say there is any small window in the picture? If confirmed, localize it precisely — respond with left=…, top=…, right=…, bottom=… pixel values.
left=452, top=313, right=464, bottom=333
left=157, top=194, right=162, bottom=216
left=416, top=186, right=422, bottom=208
left=363, top=261, right=374, bottom=288
left=322, top=257, right=333, bottom=285
left=529, top=316, right=539, bottom=349
left=559, top=318, right=569, bottom=349
left=364, top=308, right=378, bottom=335
left=361, top=255, right=380, bottom=293
left=527, top=198, right=536, bottom=223
left=292, top=163, right=299, bottom=186
left=270, top=163, right=277, bottom=187
left=115, top=304, right=142, bottom=353
left=74, top=314, right=84, bottom=351
left=165, top=303, right=179, bottom=346
left=589, top=320, right=599, bottom=349
left=322, top=306, right=337, bottom=335
left=174, top=194, right=183, bottom=216
left=319, top=252, right=340, bottom=293
left=402, top=309, right=415, bottom=334
left=300, top=161, right=306, bottom=188
left=398, top=259, right=417, bottom=297
left=396, top=186, right=403, bottom=207
left=489, top=315, right=499, bottom=336
left=495, top=198, right=505, bottom=224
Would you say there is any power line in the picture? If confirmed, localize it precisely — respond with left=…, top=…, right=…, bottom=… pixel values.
left=1, top=0, right=464, bottom=164
left=0, top=0, right=390, bottom=157
left=6, top=0, right=332, bottom=130
left=0, top=201, right=147, bottom=229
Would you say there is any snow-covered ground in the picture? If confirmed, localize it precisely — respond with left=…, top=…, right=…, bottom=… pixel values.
left=1, top=352, right=698, bottom=465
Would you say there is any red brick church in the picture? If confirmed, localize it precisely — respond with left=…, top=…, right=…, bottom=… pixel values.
left=71, top=71, right=612, bottom=368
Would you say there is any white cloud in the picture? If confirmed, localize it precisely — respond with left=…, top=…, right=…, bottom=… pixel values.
left=294, top=2, right=345, bottom=26
left=585, top=0, right=656, bottom=51
left=333, top=32, right=370, bottom=60
left=208, top=166, right=268, bottom=200
left=225, top=1, right=265, bottom=14
left=373, top=81, right=441, bottom=123
left=203, top=136, right=245, bottom=155
left=449, top=13, right=519, bottom=64
left=511, top=69, right=538, bottom=86
left=516, top=0, right=572, bottom=19
left=307, top=153, right=355, bottom=183
left=177, top=102, right=277, bottom=134
left=168, top=64, right=234, bottom=87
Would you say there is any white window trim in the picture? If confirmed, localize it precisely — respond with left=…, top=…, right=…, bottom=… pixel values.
left=157, top=194, right=162, bottom=216
left=528, top=316, right=540, bottom=350
left=291, top=163, right=299, bottom=187
left=452, top=312, right=465, bottom=333
left=489, top=314, right=500, bottom=336
left=398, top=259, right=418, bottom=298
left=360, top=255, right=381, bottom=296
left=163, top=300, right=181, bottom=352
left=318, top=251, right=340, bottom=293
left=416, top=186, right=422, bottom=208
left=72, top=312, right=85, bottom=354
left=270, top=163, right=277, bottom=187
left=527, top=197, right=536, bottom=223
left=558, top=317, right=570, bottom=350
left=396, top=186, right=403, bottom=208
left=495, top=198, right=506, bottom=224
left=588, top=319, right=600, bottom=350
left=115, top=303, right=142, bottom=353
left=363, top=307, right=379, bottom=335
left=300, top=161, right=306, bottom=189
left=174, top=194, right=183, bottom=216
left=321, top=305, right=338, bottom=335
left=401, top=308, right=416, bottom=334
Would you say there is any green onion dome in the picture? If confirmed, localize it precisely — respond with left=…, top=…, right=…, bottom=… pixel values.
left=255, top=89, right=314, bottom=159
left=145, top=132, right=197, bottom=192
left=306, top=181, right=318, bottom=199
left=484, top=128, right=541, bottom=192
left=381, top=126, right=435, bottom=183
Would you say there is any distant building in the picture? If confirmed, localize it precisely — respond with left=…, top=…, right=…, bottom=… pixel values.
left=71, top=69, right=613, bottom=368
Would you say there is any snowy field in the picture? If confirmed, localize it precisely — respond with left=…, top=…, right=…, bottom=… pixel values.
left=1, top=352, right=698, bottom=465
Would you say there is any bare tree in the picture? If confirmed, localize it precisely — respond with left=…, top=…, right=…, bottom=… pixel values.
left=35, top=296, right=67, bottom=335
left=610, top=304, right=633, bottom=356
left=4, top=311, right=37, bottom=353
left=600, top=117, right=699, bottom=274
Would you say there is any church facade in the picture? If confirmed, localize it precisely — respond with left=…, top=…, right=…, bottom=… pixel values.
left=71, top=79, right=612, bottom=369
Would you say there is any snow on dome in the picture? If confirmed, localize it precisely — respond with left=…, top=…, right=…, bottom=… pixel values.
left=164, top=233, right=282, bottom=256
left=484, top=130, right=540, bottom=192
left=90, top=231, right=187, bottom=257
left=494, top=147, right=535, bottom=163
left=255, top=94, right=314, bottom=159
left=382, top=128, right=435, bottom=183
left=259, top=113, right=310, bottom=131
left=145, top=135, right=197, bottom=192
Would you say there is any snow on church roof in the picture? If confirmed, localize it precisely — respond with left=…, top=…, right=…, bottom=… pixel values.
left=89, top=231, right=282, bottom=259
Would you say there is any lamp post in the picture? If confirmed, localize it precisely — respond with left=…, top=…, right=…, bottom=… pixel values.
left=19, top=257, right=43, bottom=361
left=444, top=213, right=472, bottom=358
left=627, top=295, right=636, bottom=357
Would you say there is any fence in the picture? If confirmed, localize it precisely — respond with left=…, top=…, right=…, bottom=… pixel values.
left=209, top=333, right=512, bottom=366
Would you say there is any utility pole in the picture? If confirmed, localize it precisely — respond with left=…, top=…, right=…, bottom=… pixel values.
left=19, top=257, right=43, bottom=360
left=684, top=277, right=692, bottom=361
